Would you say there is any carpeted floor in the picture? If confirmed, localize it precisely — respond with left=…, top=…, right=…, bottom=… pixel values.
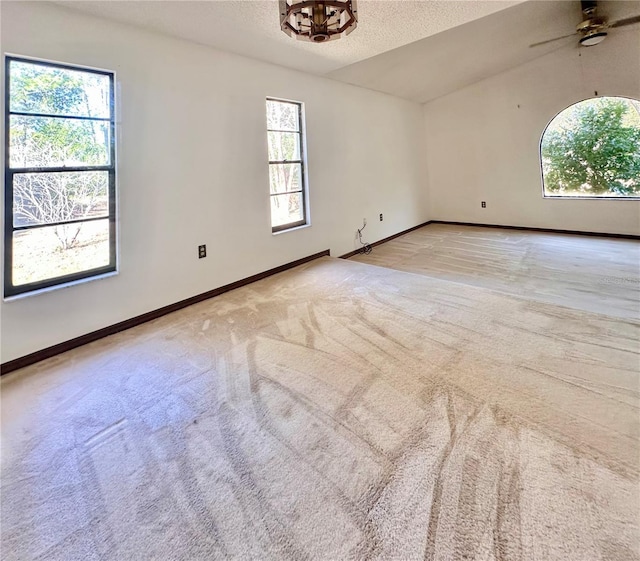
left=1, top=255, right=639, bottom=560
left=350, top=223, right=640, bottom=320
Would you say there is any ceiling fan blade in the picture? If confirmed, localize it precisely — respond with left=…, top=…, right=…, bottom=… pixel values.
left=529, top=32, right=577, bottom=48
left=609, top=15, right=640, bottom=28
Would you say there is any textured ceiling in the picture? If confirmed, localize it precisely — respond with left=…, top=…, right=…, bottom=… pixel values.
left=328, top=0, right=640, bottom=102
left=54, top=0, right=640, bottom=103
left=55, top=0, right=523, bottom=74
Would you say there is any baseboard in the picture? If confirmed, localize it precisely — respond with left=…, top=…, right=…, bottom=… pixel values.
left=1, top=249, right=331, bottom=376
left=339, top=220, right=433, bottom=258
left=340, top=219, right=639, bottom=258
left=430, top=220, right=640, bottom=240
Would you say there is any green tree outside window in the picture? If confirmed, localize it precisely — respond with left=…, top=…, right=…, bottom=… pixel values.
left=541, top=97, right=640, bottom=197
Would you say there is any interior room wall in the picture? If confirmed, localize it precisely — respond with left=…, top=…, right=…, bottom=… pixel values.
left=423, top=27, right=640, bottom=235
left=0, top=1, right=428, bottom=363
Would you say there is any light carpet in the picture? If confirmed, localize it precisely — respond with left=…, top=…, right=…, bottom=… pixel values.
left=1, top=257, right=638, bottom=560
left=350, top=223, right=640, bottom=320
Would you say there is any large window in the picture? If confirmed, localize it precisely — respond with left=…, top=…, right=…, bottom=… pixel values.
left=4, top=57, right=116, bottom=297
left=540, top=96, right=640, bottom=199
left=266, top=98, right=308, bottom=232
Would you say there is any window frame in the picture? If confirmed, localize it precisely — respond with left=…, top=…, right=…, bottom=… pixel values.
left=540, top=95, right=640, bottom=201
left=266, top=97, right=308, bottom=233
left=4, top=55, right=117, bottom=297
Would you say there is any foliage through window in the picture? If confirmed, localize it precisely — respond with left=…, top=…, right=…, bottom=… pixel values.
left=4, top=57, right=116, bottom=296
left=266, top=98, right=308, bottom=232
left=541, top=96, right=640, bottom=198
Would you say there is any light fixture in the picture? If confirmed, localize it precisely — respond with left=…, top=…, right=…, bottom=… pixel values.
left=576, top=16, right=608, bottom=47
left=279, top=1, right=358, bottom=43
left=579, top=30, right=608, bottom=46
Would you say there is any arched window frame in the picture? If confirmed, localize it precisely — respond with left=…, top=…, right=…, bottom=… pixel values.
left=539, top=96, right=640, bottom=200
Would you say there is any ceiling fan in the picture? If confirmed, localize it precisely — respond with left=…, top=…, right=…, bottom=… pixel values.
left=530, top=0, right=640, bottom=48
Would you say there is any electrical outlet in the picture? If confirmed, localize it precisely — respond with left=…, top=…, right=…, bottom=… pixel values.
left=198, top=244, right=207, bottom=259
left=379, top=213, right=383, bottom=221
left=481, top=201, right=486, bottom=208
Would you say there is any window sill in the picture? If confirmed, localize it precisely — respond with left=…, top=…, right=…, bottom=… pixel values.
left=4, top=270, right=119, bottom=302
left=272, top=223, right=311, bottom=235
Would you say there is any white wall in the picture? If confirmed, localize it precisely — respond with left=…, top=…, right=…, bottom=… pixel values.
left=0, top=2, right=428, bottom=362
left=423, top=28, right=640, bottom=235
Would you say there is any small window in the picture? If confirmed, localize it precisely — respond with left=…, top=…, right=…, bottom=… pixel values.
left=540, top=96, right=640, bottom=198
left=266, top=98, right=308, bottom=232
left=4, top=57, right=116, bottom=297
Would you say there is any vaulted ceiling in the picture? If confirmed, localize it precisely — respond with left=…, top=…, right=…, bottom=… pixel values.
left=56, top=0, right=640, bottom=103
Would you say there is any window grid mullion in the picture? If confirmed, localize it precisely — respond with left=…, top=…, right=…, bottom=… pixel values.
left=270, top=190, right=303, bottom=196
left=8, top=165, right=114, bottom=174
left=267, top=128, right=301, bottom=134
left=9, top=110, right=112, bottom=122
left=13, top=214, right=110, bottom=232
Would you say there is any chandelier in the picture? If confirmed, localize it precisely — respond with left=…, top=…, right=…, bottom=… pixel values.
left=279, top=1, right=358, bottom=43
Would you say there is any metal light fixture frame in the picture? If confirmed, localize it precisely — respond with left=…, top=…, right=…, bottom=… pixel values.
left=279, top=0, right=358, bottom=43
left=576, top=17, right=608, bottom=46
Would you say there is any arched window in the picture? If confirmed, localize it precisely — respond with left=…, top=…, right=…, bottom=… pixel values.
left=540, top=97, right=640, bottom=198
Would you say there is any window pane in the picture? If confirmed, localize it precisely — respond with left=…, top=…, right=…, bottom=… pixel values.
left=13, top=171, right=109, bottom=227
left=541, top=97, right=640, bottom=197
left=267, top=131, right=301, bottom=161
left=9, top=60, right=110, bottom=118
left=12, top=219, right=110, bottom=286
left=269, top=163, right=302, bottom=194
left=266, top=100, right=299, bottom=131
left=271, top=192, right=304, bottom=228
left=10, top=115, right=110, bottom=168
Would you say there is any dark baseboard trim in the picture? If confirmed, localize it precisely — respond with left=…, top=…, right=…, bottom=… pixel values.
left=341, top=220, right=638, bottom=259
left=430, top=221, right=640, bottom=240
left=1, top=249, right=331, bottom=376
left=339, top=220, right=434, bottom=258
